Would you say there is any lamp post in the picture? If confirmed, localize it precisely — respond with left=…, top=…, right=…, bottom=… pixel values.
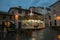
left=15, top=14, right=19, bottom=29
left=15, top=13, right=19, bottom=40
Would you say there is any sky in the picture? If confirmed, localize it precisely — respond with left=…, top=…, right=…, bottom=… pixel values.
left=0, top=0, right=58, bottom=12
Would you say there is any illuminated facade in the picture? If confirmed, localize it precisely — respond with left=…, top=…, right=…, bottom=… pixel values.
left=0, top=6, right=45, bottom=29
left=50, top=0, right=60, bottom=26
left=0, top=11, right=15, bottom=28
left=29, top=6, right=51, bottom=27
left=21, top=12, right=45, bottom=29
left=8, top=7, right=45, bottom=29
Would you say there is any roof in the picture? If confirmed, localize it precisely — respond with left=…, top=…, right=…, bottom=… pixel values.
left=8, top=7, right=43, bottom=16
left=8, top=7, right=28, bottom=13
left=0, top=11, right=8, bottom=14
left=50, top=0, right=60, bottom=7
left=8, top=7, right=21, bottom=13
left=0, top=11, right=13, bottom=15
left=29, top=6, right=44, bottom=9
left=28, top=9, right=42, bottom=15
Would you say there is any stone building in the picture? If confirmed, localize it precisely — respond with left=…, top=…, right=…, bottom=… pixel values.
left=8, top=6, right=45, bottom=29
left=44, top=9, right=51, bottom=27
left=29, top=7, right=43, bottom=14
left=0, top=11, right=14, bottom=28
left=8, top=6, right=45, bottom=40
left=49, top=0, right=60, bottom=26
left=29, top=7, right=51, bottom=27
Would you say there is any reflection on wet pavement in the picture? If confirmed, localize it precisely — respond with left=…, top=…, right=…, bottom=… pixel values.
left=0, top=27, right=60, bottom=40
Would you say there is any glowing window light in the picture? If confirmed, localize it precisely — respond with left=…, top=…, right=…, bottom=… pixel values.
left=5, top=22, right=10, bottom=27
left=56, top=16, right=60, bottom=20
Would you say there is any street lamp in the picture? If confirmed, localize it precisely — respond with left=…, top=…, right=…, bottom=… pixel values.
left=15, top=13, right=19, bottom=40
left=15, top=13, right=19, bottom=29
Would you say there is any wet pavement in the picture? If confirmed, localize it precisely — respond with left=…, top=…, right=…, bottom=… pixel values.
left=0, top=27, right=60, bottom=40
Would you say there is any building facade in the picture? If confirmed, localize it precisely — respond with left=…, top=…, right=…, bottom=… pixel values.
left=29, top=7, right=44, bottom=14
left=8, top=7, right=45, bottom=29
left=45, top=11, right=52, bottom=27
left=29, top=7, right=51, bottom=27
left=50, top=0, right=60, bottom=26
left=0, top=11, right=15, bottom=27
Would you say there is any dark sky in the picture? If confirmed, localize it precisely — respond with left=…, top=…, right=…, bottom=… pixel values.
left=0, top=0, right=58, bottom=12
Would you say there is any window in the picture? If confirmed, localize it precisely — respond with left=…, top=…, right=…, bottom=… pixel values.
left=3, top=16, right=6, bottom=19
left=12, top=10, right=14, bottom=14
left=49, top=16, right=51, bottom=20
left=18, top=9, right=22, bottom=13
left=45, top=18, right=47, bottom=19
left=5, top=22, right=11, bottom=27
left=9, top=9, right=14, bottom=14
left=0, top=15, right=3, bottom=19
left=54, top=20, right=57, bottom=26
left=10, top=9, right=18, bottom=14
left=53, top=10, right=56, bottom=11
